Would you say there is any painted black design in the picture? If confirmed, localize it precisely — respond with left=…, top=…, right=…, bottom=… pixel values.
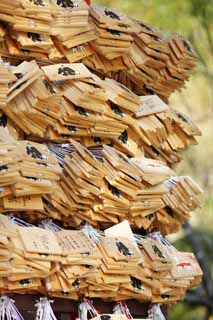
left=111, top=104, right=124, bottom=117
left=100, top=315, right=111, bottom=320
left=67, top=126, right=79, bottom=133
left=146, top=214, right=155, bottom=221
left=58, top=66, right=77, bottom=76
left=131, top=277, right=144, bottom=291
left=0, top=165, right=8, bottom=171
left=14, top=73, right=24, bottom=80
left=108, top=183, right=121, bottom=199
left=176, top=112, right=189, bottom=124
left=116, top=240, right=132, bottom=257
left=57, top=0, right=75, bottom=8
left=106, top=29, right=121, bottom=36
left=74, top=105, right=88, bottom=116
left=26, top=145, right=43, bottom=160
left=93, top=137, right=102, bottom=144
left=152, top=244, right=165, bottom=259
left=72, top=279, right=80, bottom=288
left=119, top=130, right=128, bottom=144
left=167, top=207, right=175, bottom=218
left=0, top=114, right=7, bottom=127
left=29, top=0, right=46, bottom=6
left=161, top=294, right=170, bottom=300
left=27, top=32, right=43, bottom=42
left=43, top=80, right=56, bottom=94
left=20, top=279, right=32, bottom=286
left=118, top=24, right=128, bottom=29
left=104, top=9, right=120, bottom=20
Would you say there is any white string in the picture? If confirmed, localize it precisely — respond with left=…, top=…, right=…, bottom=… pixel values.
left=133, top=233, right=147, bottom=247
left=35, top=298, right=57, bottom=320
left=148, top=232, right=177, bottom=256
left=9, top=216, right=34, bottom=227
left=0, top=296, right=24, bottom=320
left=81, top=224, right=104, bottom=245
left=79, top=301, right=98, bottom=320
left=148, top=305, right=165, bottom=320
left=39, top=220, right=63, bottom=232
left=47, top=143, right=75, bottom=166
left=113, top=302, right=133, bottom=320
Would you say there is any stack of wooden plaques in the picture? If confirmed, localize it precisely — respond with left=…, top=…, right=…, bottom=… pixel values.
left=0, top=110, right=23, bottom=142
left=83, top=18, right=198, bottom=100
left=89, top=6, right=135, bottom=60
left=0, top=2, right=197, bottom=98
left=0, top=0, right=53, bottom=61
left=0, top=61, right=15, bottom=108
left=34, top=141, right=202, bottom=234
left=0, top=0, right=203, bottom=312
left=132, top=234, right=203, bottom=304
left=0, top=0, right=96, bottom=63
left=109, top=21, right=198, bottom=99
left=0, top=140, right=62, bottom=213
left=51, top=0, right=97, bottom=63
left=0, top=214, right=203, bottom=302
left=0, top=61, right=201, bottom=165
left=0, top=138, right=201, bottom=233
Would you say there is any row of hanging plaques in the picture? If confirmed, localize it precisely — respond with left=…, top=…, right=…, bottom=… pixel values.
left=0, top=297, right=165, bottom=320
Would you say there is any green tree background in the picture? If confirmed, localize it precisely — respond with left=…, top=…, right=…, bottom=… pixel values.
left=93, top=0, right=213, bottom=319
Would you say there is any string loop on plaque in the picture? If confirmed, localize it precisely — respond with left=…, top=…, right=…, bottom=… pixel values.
left=39, top=220, right=63, bottom=232
left=79, top=299, right=99, bottom=320
left=148, top=304, right=166, bottom=320
left=113, top=302, right=133, bottom=320
left=35, top=297, right=57, bottom=320
left=0, top=296, right=24, bottom=320
left=81, top=224, right=104, bottom=244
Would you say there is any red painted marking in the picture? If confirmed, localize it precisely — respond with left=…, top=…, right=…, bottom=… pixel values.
left=177, top=262, right=191, bottom=267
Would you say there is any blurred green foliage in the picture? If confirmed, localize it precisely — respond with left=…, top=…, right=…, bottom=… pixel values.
left=93, top=0, right=213, bottom=319
left=93, top=0, right=213, bottom=189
